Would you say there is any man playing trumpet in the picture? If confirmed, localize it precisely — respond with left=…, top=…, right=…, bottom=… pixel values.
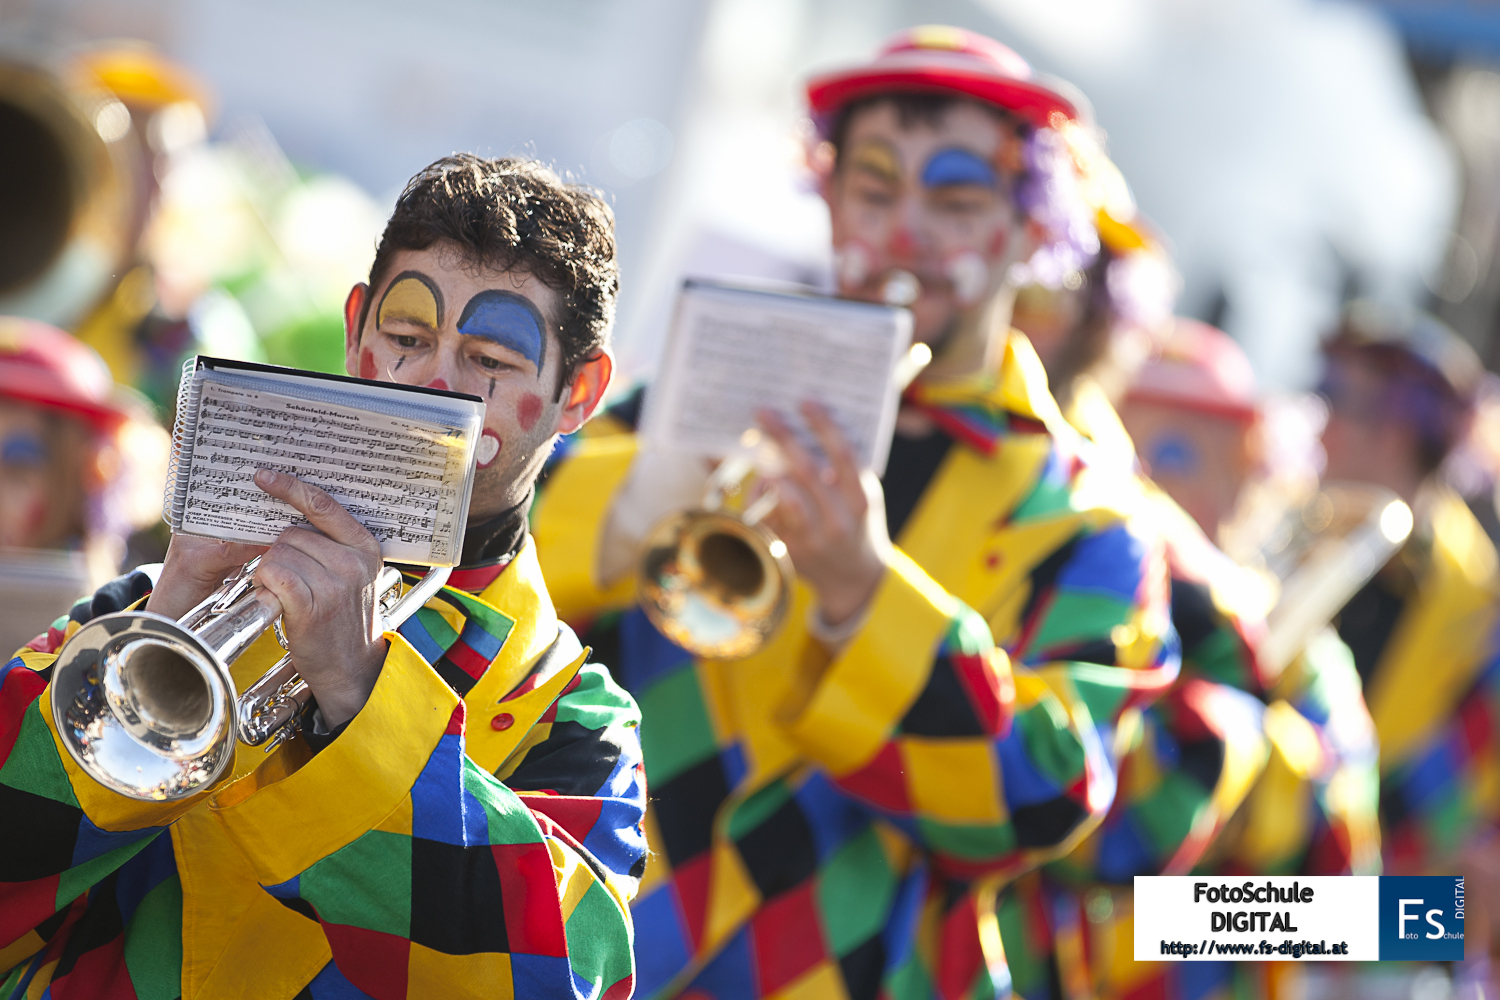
left=532, top=27, right=1176, bottom=1000
left=1, top=155, right=643, bottom=999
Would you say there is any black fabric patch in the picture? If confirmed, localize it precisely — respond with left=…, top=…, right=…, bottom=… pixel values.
left=1018, top=536, right=1081, bottom=632
left=1170, top=577, right=1218, bottom=653
left=409, top=837, right=509, bottom=955
left=605, top=385, right=647, bottom=432
left=1336, top=576, right=1407, bottom=688
left=899, top=654, right=986, bottom=737
left=432, top=657, right=480, bottom=697
left=35, top=899, right=74, bottom=940
left=503, top=719, right=623, bottom=798
left=733, top=796, right=818, bottom=900
left=51, top=870, right=123, bottom=979
left=0, top=785, right=81, bottom=881
left=582, top=614, right=623, bottom=692
left=1176, top=736, right=1226, bottom=792
left=838, top=934, right=887, bottom=1000
left=1012, top=796, right=1089, bottom=848
left=274, top=894, right=320, bottom=923
left=882, top=426, right=954, bottom=540
left=1040, top=638, right=1118, bottom=668
left=69, top=570, right=154, bottom=625
left=651, top=756, right=730, bottom=866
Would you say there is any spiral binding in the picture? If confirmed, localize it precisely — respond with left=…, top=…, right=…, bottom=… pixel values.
left=162, top=357, right=205, bottom=530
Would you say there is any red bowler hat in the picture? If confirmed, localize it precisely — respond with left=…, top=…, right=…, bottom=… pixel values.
left=806, top=25, right=1083, bottom=130
left=0, top=317, right=131, bottom=431
left=1127, top=319, right=1259, bottom=423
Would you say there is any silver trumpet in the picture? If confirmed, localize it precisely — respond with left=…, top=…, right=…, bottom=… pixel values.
left=50, top=558, right=451, bottom=801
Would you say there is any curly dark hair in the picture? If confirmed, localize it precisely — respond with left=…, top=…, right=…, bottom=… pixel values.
left=361, top=154, right=618, bottom=398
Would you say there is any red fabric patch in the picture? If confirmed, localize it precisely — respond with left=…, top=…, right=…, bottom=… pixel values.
left=445, top=639, right=491, bottom=681
left=492, top=842, right=568, bottom=957
left=1119, top=973, right=1174, bottom=1000
left=1459, top=693, right=1493, bottom=757
left=45, top=931, right=136, bottom=999
left=447, top=563, right=509, bottom=594
left=834, top=741, right=912, bottom=815
left=522, top=795, right=604, bottom=847
left=1161, top=680, right=1218, bottom=742
left=672, top=850, right=713, bottom=951
left=444, top=702, right=467, bottom=736
left=321, top=923, right=410, bottom=1000
left=749, top=881, right=827, bottom=995
left=602, top=973, right=635, bottom=1000
left=950, top=651, right=1013, bottom=737
left=24, top=624, right=64, bottom=654
left=0, top=666, right=46, bottom=764
left=539, top=674, right=584, bottom=723
left=0, top=875, right=62, bottom=945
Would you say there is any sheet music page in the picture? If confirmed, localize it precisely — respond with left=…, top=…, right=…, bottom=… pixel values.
left=641, top=283, right=913, bottom=473
left=177, top=377, right=474, bottom=565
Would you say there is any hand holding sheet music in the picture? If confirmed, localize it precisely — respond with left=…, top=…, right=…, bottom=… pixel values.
left=640, top=281, right=913, bottom=473
left=166, top=358, right=484, bottom=567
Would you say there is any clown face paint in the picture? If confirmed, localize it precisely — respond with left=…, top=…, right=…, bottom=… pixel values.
left=457, top=290, right=546, bottom=372
left=377, top=271, right=444, bottom=330
left=921, top=148, right=999, bottom=190
left=476, top=429, right=502, bottom=468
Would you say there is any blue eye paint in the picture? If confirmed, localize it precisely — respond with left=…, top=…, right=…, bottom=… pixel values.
left=1147, top=434, right=1200, bottom=476
left=456, top=290, right=547, bottom=371
left=921, top=148, right=998, bottom=189
left=1, top=432, right=47, bottom=468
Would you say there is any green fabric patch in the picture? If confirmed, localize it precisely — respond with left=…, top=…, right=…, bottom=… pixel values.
left=1059, top=665, right=1131, bottom=732
left=726, top=781, right=792, bottom=843
left=1009, top=472, right=1074, bottom=524
left=564, top=880, right=634, bottom=994
left=413, top=606, right=459, bottom=649
left=945, top=604, right=993, bottom=657
left=123, top=874, right=184, bottom=1000
left=638, top=667, right=718, bottom=786
left=1132, top=772, right=1210, bottom=856
left=1015, top=698, right=1087, bottom=788
left=1423, top=786, right=1470, bottom=858
left=916, top=817, right=1017, bottom=861
left=462, top=758, right=547, bottom=846
left=815, top=827, right=896, bottom=955
left=554, top=663, right=641, bottom=731
left=1029, top=592, right=1131, bottom=653
left=884, top=952, right=936, bottom=1000
left=56, top=833, right=157, bottom=910
left=0, top=701, right=80, bottom=806
left=1186, top=625, right=1251, bottom=690
left=996, top=889, right=1048, bottom=995
left=302, top=829, right=412, bottom=937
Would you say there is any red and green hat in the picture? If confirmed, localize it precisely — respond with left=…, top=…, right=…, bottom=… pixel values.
left=0, top=317, right=131, bottom=431
left=806, top=25, right=1082, bottom=130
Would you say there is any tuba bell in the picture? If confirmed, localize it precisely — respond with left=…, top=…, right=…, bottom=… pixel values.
left=637, top=436, right=794, bottom=660
left=0, top=58, right=136, bottom=328
left=50, top=559, right=451, bottom=801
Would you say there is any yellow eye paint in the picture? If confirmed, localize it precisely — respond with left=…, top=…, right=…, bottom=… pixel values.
left=377, top=271, right=443, bottom=329
left=847, top=139, right=902, bottom=185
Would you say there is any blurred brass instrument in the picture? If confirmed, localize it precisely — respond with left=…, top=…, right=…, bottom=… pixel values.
left=638, top=439, right=793, bottom=660
left=50, top=559, right=451, bottom=801
left=1247, top=481, right=1413, bottom=676
left=0, top=59, right=136, bottom=326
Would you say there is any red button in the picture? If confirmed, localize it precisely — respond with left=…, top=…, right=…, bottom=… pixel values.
left=490, top=713, right=514, bottom=731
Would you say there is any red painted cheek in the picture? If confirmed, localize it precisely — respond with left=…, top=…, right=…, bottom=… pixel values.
left=426, top=378, right=449, bottom=392
left=986, top=228, right=1009, bottom=257
left=517, top=393, right=543, bottom=432
left=358, top=348, right=376, bottom=380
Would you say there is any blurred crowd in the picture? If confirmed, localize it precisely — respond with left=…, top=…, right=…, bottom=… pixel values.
left=5, top=20, right=1500, bottom=1000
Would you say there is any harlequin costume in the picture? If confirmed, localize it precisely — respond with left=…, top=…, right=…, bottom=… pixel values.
left=533, top=314, right=1177, bottom=1000
left=1000, top=226, right=1379, bottom=995
left=0, top=519, right=646, bottom=999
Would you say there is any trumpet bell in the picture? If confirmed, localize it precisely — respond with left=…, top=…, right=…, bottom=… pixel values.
left=638, top=509, right=793, bottom=659
left=52, top=612, right=236, bottom=801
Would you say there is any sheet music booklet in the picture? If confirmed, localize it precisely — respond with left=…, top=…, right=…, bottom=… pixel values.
left=640, top=280, right=913, bottom=474
left=165, top=357, right=484, bottom=567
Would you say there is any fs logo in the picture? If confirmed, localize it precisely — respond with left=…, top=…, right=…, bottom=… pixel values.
left=1379, top=876, right=1465, bottom=961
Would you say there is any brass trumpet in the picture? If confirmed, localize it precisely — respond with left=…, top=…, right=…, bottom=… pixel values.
left=637, top=442, right=793, bottom=660
left=50, top=559, right=451, bottom=801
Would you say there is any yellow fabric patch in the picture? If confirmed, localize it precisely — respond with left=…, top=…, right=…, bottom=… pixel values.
left=373, top=794, right=413, bottom=836
left=25, top=959, right=57, bottom=1000
left=407, top=942, right=514, bottom=998
left=636, top=807, right=671, bottom=897
left=901, top=736, right=1005, bottom=823
left=531, top=434, right=638, bottom=622
left=0, top=930, right=42, bottom=978
left=550, top=838, right=597, bottom=923
left=377, top=275, right=440, bottom=329
left=767, top=960, right=845, bottom=1000
left=703, top=839, right=760, bottom=955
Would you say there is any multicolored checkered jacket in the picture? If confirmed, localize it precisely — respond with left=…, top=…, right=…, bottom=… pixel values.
left=530, top=334, right=1179, bottom=1000
left=990, top=386, right=1380, bottom=1000
left=0, top=539, right=645, bottom=1000
left=1338, top=489, right=1500, bottom=874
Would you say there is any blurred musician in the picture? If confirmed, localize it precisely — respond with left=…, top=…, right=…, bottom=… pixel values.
left=532, top=26, right=1178, bottom=1000
left=1013, top=197, right=1379, bottom=998
left=1317, top=303, right=1500, bottom=989
left=0, top=155, right=642, bottom=998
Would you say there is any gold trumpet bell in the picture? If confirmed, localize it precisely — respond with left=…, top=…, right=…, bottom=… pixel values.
left=638, top=509, right=793, bottom=660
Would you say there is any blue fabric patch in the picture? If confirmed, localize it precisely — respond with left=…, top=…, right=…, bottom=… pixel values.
left=0, top=656, right=25, bottom=686
left=69, top=814, right=161, bottom=869
left=305, top=960, right=378, bottom=999
left=719, top=741, right=748, bottom=789
left=1094, top=809, right=1157, bottom=882
left=1176, top=958, right=1234, bottom=1000
left=510, top=951, right=573, bottom=997
left=112, top=831, right=177, bottom=925
left=411, top=732, right=468, bottom=845
left=396, top=615, right=447, bottom=667
left=794, top=771, right=873, bottom=865
left=458, top=617, right=505, bottom=662
left=1055, top=523, right=1147, bottom=602
left=457, top=290, right=546, bottom=369
left=261, top=874, right=301, bottom=900
left=994, top=728, right=1064, bottom=807
left=585, top=794, right=648, bottom=880
left=617, top=609, right=696, bottom=695
left=921, top=148, right=998, bottom=189
left=880, top=862, right=930, bottom=969
left=685, top=924, right=758, bottom=1000
left=1398, top=736, right=1460, bottom=811
left=632, top=885, right=693, bottom=997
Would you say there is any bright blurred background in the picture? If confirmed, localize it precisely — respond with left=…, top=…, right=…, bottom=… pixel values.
left=3, top=0, right=1498, bottom=395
